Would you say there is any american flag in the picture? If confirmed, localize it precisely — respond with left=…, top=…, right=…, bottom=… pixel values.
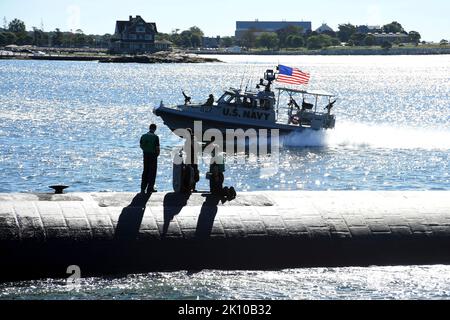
left=276, top=65, right=310, bottom=85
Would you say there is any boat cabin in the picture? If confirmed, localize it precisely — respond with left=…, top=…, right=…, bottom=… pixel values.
left=217, top=89, right=275, bottom=111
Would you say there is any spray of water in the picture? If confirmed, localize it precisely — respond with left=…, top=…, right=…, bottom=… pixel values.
left=281, top=121, right=450, bottom=150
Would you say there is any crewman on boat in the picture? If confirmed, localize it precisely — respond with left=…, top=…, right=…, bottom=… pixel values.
left=325, top=99, right=337, bottom=115
left=205, top=94, right=214, bottom=106
left=182, top=91, right=191, bottom=105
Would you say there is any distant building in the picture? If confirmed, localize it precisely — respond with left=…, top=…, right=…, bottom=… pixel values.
left=315, top=23, right=334, bottom=34
left=370, top=32, right=409, bottom=44
left=225, top=46, right=242, bottom=53
left=155, top=39, right=173, bottom=51
left=110, top=15, right=158, bottom=54
left=202, top=36, right=221, bottom=48
left=235, top=20, right=312, bottom=39
left=356, top=25, right=382, bottom=34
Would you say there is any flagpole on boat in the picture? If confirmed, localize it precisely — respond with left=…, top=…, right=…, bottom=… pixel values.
left=275, top=66, right=281, bottom=121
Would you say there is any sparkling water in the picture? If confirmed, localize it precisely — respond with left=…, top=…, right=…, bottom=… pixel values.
left=0, top=55, right=449, bottom=299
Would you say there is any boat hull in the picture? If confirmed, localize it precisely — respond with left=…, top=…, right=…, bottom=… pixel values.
left=153, top=105, right=319, bottom=137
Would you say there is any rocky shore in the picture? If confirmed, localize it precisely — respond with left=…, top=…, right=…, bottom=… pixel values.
left=98, top=51, right=221, bottom=63
left=0, top=51, right=222, bottom=64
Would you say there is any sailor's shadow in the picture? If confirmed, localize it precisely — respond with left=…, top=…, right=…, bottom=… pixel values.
left=115, top=193, right=151, bottom=240
left=163, top=192, right=191, bottom=237
left=195, top=194, right=222, bottom=239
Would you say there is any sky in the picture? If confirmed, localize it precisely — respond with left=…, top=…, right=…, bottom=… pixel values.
left=0, top=0, right=449, bottom=41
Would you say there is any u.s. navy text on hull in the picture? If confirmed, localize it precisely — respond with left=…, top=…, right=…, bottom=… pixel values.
left=222, top=106, right=272, bottom=121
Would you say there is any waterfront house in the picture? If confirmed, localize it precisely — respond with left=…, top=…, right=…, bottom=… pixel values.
left=235, top=20, right=311, bottom=39
left=110, top=15, right=157, bottom=53
left=154, top=39, right=173, bottom=51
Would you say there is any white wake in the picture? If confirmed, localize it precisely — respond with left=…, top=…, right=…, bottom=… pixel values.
left=281, top=122, right=450, bottom=150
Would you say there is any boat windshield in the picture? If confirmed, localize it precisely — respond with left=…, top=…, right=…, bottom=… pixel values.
left=218, top=91, right=274, bottom=110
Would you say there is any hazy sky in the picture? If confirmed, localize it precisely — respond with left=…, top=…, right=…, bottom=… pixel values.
left=1, top=0, right=448, bottom=41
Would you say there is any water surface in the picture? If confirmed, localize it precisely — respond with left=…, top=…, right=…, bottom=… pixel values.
left=1, top=55, right=449, bottom=299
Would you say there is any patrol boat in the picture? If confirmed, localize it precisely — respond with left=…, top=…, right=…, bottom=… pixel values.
left=153, top=68, right=336, bottom=136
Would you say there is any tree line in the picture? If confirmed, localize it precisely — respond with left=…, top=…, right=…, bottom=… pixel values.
left=234, top=21, right=423, bottom=50
left=0, top=18, right=112, bottom=48
left=158, top=21, right=425, bottom=50
left=2, top=18, right=447, bottom=51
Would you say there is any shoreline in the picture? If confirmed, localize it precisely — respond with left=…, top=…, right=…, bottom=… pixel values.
left=1, top=47, right=449, bottom=65
left=193, top=46, right=450, bottom=56
left=0, top=51, right=222, bottom=64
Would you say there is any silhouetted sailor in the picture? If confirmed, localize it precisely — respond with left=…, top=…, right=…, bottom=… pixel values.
left=206, top=138, right=236, bottom=201
left=184, top=128, right=200, bottom=192
left=140, top=124, right=160, bottom=194
left=325, top=99, right=337, bottom=115
left=182, top=90, right=191, bottom=105
left=205, top=94, right=214, bottom=106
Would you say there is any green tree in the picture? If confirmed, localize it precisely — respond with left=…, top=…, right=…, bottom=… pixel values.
left=306, top=35, right=329, bottom=49
left=169, top=26, right=205, bottom=48
left=307, top=34, right=336, bottom=50
left=321, top=30, right=337, bottom=38
left=15, top=32, right=32, bottom=45
left=440, top=39, right=449, bottom=46
left=220, top=36, right=234, bottom=47
left=307, top=36, right=323, bottom=49
left=329, top=37, right=341, bottom=46
left=189, top=26, right=204, bottom=37
left=190, top=33, right=202, bottom=48
left=350, top=33, right=366, bottom=46
left=8, top=18, right=26, bottom=33
left=156, top=32, right=171, bottom=41
left=98, top=34, right=111, bottom=48
left=364, top=34, right=376, bottom=46
left=32, top=27, right=46, bottom=46
left=53, top=28, right=63, bottom=46
left=276, top=25, right=303, bottom=49
left=382, top=21, right=404, bottom=33
left=240, top=29, right=257, bottom=48
left=286, top=35, right=304, bottom=48
left=73, top=30, right=87, bottom=47
left=0, top=33, right=7, bottom=46
left=169, top=31, right=181, bottom=47
left=3, top=17, right=7, bottom=30
left=337, top=23, right=356, bottom=42
left=256, top=32, right=279, bottom=50
left=179, top=30, right=192, bottom=47
left=2, top=32, right=17, bottom=45
left=408, top=31, right=421, bottom=44
left=381, top=41, right=392, bottom=50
